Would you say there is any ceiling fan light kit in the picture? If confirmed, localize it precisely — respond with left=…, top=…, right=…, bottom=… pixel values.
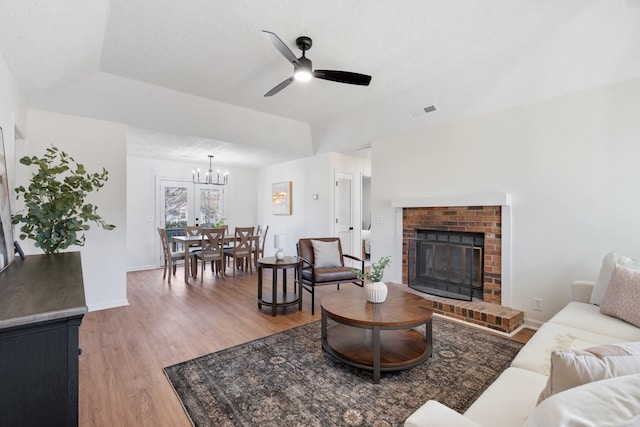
left=262, top=30, right=372, bottom=96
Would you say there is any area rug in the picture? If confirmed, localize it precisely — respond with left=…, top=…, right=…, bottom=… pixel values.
left=164, top=317, right=523, bottom=426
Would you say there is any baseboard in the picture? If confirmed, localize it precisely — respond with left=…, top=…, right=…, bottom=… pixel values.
left=523, top=317, right=544, bottom=330
left=126, top=264, right=159, bottom=272
left=88, top=298, right=129, bottom=312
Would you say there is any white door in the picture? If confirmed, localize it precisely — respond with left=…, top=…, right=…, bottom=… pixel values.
left=157, top=179, right=224, bottom=265
left=194, top=184, right=224, bottom=226
left=335, top=172, right=353, bottom=262
left=159, top=179, right=194, bottom=230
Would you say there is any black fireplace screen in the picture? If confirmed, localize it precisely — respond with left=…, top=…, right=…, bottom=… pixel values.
left=408, top=230, right=484, bottom=300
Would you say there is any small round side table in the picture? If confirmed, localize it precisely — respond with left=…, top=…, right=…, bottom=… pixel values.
left=257, top=256, right=303, bottom=316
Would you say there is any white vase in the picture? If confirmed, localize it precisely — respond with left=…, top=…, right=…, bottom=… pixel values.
left=365, top=281, right=388, bottom=303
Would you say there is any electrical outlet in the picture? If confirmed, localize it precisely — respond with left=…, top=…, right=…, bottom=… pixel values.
left=533, top=297, right=543, bottom=311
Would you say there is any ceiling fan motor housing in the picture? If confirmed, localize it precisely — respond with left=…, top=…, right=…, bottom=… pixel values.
left=296, top=36, right=312, bottom=52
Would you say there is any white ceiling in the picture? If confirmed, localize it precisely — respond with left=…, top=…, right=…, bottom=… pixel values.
left=1, top=0, right=639, bottom=167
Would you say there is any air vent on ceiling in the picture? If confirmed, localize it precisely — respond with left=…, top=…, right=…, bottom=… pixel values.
left=410, top=104, right=437, bottom=118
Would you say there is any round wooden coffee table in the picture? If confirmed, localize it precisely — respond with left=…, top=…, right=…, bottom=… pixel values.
left=321, top=284, right=433, bottom=384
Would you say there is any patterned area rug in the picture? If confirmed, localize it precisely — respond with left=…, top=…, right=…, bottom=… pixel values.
left=164, top=317, right=523, bottom=426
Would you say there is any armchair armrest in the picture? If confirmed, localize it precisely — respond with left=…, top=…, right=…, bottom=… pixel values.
left=404, top=401, right=483, bottom=427
left=298, top=256, right=312, bottom=268
left=571, top=280, right=595, bottom=303
left=343, top=253, right=364, bottom=273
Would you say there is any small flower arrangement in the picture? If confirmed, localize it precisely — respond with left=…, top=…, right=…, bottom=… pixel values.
left=352, top=256, right=391, bottom=283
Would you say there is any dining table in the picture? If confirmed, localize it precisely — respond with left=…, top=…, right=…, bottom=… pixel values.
left=172, top=234, right=260, bottom=283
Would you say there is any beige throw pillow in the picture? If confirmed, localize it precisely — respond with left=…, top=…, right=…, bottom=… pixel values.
left=590, top=251, right=640, bottom=305
left=311, top=239, right=342, bottom=268
left=537, top=342, right=640, bottom=404
left=600, top=265, right=640, bottom=328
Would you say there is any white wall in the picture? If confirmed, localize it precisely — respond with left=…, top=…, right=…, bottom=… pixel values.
left=22, top=110, right=128, bottom=311
left=126, top=155, right=257, bottom=270
left=257, top=153, right=332, bottom=257
left=256, top=152, right=367, bottom=258
left=0, top=50, right=26, bottom=203
left=372, top=77, right=640, bottom=325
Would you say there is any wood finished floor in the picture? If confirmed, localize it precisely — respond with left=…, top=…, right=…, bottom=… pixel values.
left=79, top=266, right=534, bottom=426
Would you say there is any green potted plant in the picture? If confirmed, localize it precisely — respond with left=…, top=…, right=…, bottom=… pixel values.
left=11, top=146, right=115, bottom=255
left=352, top=256, right=391, bottom=303
left=211, top=217, right=227, bottom=228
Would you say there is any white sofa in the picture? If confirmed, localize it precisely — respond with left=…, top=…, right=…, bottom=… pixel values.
left=405, top=276, right=640, bottom=427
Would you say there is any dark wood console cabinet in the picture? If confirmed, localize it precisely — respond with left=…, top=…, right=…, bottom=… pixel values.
left=0, top=252, right=86, bottom=427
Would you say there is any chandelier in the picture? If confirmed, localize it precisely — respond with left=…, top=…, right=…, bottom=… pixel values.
left=192, top=155, right=228, bottom=186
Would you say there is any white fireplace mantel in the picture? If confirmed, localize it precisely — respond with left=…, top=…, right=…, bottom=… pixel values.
left=392, top=191, right=513, bottom=308
left=391, top=191, right=511, bottom=208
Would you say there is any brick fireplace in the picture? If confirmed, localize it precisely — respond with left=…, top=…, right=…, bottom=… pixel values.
left=392, top=193, right=523, bottom=333
left=402, top=205, right=502, bottom=303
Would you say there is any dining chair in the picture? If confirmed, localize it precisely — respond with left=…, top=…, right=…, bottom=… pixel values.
left=183, top=225, right=203, bottom=277
left=224, top=226, right=255, bottom=276
left=158, top=228, right=192, bottom=284
left=195, top=228, right=225, bottom=282
left=184, top=226, right=202, bottom=236
left=254, top=225, right=269, bottom=267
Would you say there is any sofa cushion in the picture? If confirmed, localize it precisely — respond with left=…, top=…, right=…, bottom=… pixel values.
left=600, top=265, right=640, bottom=328
left=537, top=342, right=640, bottom=403
left=510, top=321, right=628, bottom=375
left=462, top=367, right=548, bottom=427
left=547, top=302, right=640, bottom=342
left=404, top=400, right=483, bottom=427
left=524, top=374, right=640, bottom=427
left=311, top=239, right=343, bottom=268
left=590, top=251, right=640, bottom=306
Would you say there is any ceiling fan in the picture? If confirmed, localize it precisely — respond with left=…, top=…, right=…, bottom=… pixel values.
left=262, top=30, right=372, bottom=97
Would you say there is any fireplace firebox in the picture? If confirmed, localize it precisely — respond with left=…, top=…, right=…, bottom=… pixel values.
left=408, top=230, right=484, bottom=301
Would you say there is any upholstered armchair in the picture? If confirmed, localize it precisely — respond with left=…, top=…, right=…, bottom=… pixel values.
left=297, top=237, right=364, bottom=315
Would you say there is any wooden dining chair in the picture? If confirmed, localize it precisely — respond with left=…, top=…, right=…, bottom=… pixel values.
left=254, top=225, right=269, bottom=267
left=223, top=226, right=255, bottom=276
left=195, top=228, right=225, bottom=282
left=158, top=228, right=191, bottom=284
left=183, top=226, right=203, bottom=277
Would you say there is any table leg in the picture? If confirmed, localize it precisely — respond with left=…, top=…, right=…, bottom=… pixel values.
left=282, top=268, right=287, bottom=294
left=184, top=244, right=190, bottom=283
left=257, top=265, right=263, bottom=309
left=425, top=317, right=433, bottom=358
left=271, top=267, right=278, bottom=316
left=373, top=325, right=381, bottom=384
left=321, top=308, right=327, bottom=340
left=297, top=264, right=302, bottom=311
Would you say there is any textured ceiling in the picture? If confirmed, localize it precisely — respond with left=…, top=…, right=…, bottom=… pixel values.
left=1, top=0, right=639, bottom=167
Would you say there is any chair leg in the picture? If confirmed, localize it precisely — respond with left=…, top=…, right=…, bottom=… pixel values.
left=201, top=258, right=205, bottom=283
left=311, top=287, right=315, bottom=315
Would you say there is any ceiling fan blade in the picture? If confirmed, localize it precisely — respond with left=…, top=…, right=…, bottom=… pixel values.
left=313, top=70, right=372, bottom=86
left=264, top=76, right=294, bottom=97
left=262, top=30, right=300, bottom=67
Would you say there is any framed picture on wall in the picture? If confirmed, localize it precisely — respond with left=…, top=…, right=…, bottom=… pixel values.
left=272, top=181, right=292, bottom=215
left=0, top=127, right=15, bottom=273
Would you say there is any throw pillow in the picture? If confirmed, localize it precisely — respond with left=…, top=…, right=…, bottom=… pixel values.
left=590, top=251, right=640, bottom=305
left=525, top=374, right=640, bottom=427
left=537, top=341, right=640, bottom=404
left=600, top=265, right=640, bottom=327
left=311, top=239, right=343, bottom=268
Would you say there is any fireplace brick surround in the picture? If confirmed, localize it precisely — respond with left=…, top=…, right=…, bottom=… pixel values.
left=403, top=206, right=502, bottom=303
left=401, top=205, right=523, bottom=333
